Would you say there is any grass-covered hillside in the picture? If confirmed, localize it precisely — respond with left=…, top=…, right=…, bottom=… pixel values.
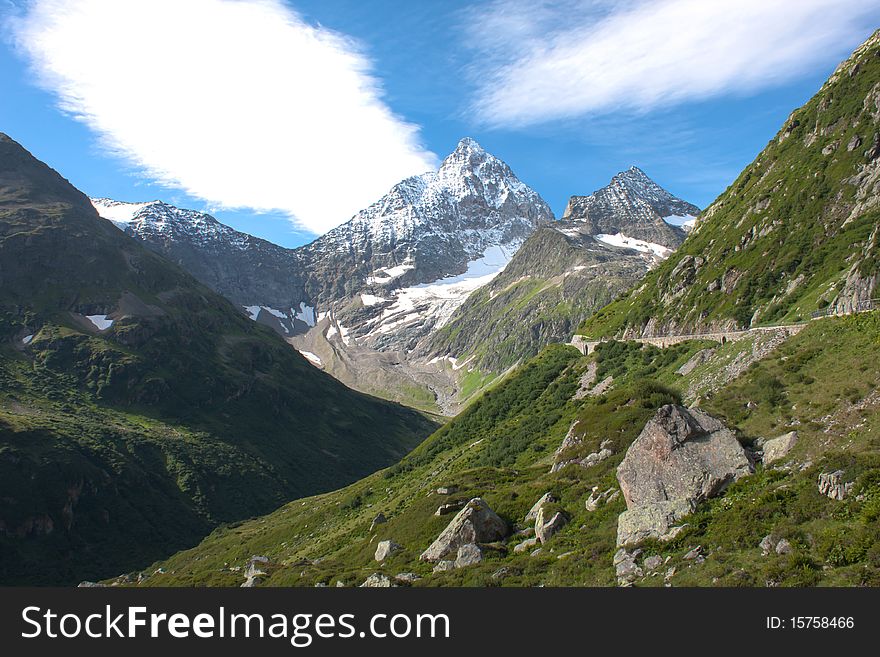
left=130, top=310, right=880, bottom=587
left=581, top=31, right=880, bottom=339
left=0, top=134, right=436, bottom=585
left=419, top=224, right=648, bottom=374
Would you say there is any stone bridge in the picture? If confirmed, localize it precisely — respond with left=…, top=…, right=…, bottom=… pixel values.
left=569, top=324, right=807, bottom=356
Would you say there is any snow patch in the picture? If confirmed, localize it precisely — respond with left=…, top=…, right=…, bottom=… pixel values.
left=365, top=243, right=515, bottom=338
left=90, top=198, right=156, bottom=229
left=243, top=305, right=262, bottom=321
left=663, top=213, right=697, bottom=228
left=85, top=315, right=114, bottom=331
left=360, top=294, right=388, bottom=307
left=294, top=302, right=316, bottom=327
left=298, top=350, right=323, bottom=367
left=22, top=334, right=33, bottom=345
left=595, top=233, right=672, bottom=259
left=366, top=259, right=415, bottom=285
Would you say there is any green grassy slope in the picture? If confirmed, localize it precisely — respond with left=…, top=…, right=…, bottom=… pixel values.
left=580, top=31, right=880, bottom=339
left=131, top=312, right=880, bottom=587
left=0, top=134, right=436, bottom=585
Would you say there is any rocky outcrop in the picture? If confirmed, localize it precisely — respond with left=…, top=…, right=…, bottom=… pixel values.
left=616, top=405, right=752, bottom=546
left=524, top=493, right=557, bottom=522
left=550, top=421, right=614, bottom=473
left=241, top=555, right=270, bottom=587
left=760, top=431, right=798, bottom=464
left=676, top=348, right=716, bottom=376
left=420, top=498, right=508, bottom=562
left=361, top=573, right=393, bottom=587
left=374, top=540, right=402, bottom=562
left=561, top=167, right=695, bottom=249
left=818, top=471, right=853, bottom=500
left=585, top=486, right=620, bottom=511
left=534, top=506, right=567, bottom=544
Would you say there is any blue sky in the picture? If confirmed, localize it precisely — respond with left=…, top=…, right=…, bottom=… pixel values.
left=1, top=0, right=879, bottom=248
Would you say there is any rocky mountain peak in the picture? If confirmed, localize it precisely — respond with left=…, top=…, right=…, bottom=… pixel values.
left=561, top=167, right=698, bottom=249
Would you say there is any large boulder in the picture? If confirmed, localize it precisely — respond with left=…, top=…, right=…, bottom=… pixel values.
left=616, top=405, right=752, bottom=546
left=535, top=506, right=567, bottom=544
left=761, top=431, right=798, bottom=464
left=420, top=498, right=507, bottom=562
left=374, top=540, right=402, bottom=562
left=524, top=493, right=557, bottom=522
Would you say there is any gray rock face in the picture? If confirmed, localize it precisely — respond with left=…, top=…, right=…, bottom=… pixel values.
left=420, top=498, right=508, bottom=562
left=616, top=405, right=752, bottom=546
left=535, top=507, right=567, bottom=544
left=613, top=548, right=643, bottom=586
left=524, top=493, right=557, bottom=522
left=561, top=166, right=697, bottom=249
left=818, top=470, right=853, bottom=500
left=761, top=431, right=799, bottom=464
left=374, top=540, right=402, bottom=562
left=676, top=348, right=716, bottom=376
left=454, top=543, right=483, bottom=568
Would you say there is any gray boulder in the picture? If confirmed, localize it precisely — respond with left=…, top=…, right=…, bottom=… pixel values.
left=360, top=573, right=393, bottom=587
left=420, top=498, right=508, bottom=562
left=761, top=431, right=798, bottom=464
left=535, top=506, right=567, bottom=544
left=616, top=405, right=752, bottom=546
left=374, top=540, right=402, bottom=562
left=454, top=543, right=483, bottom=568
left=432, top=560, right=456, bottom=573
left=513, top=537, right=539, bottom=553
left=525, top=493, right=557, bottom=522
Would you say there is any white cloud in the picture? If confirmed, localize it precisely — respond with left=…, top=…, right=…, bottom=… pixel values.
left=467, top=0, right=880, bottom=127
left=8, top=0, right=437, bottom=234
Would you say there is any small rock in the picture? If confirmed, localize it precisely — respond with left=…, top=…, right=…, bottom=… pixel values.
left=491, top=567, right=511, bottom=580
left=335, top=581, right=345, bottom=587
left=436, top=486, right=458, bottom=495
left=241, top=555, right=270, bottom=587
left=775, top=538, right=793, bottom=555
left=683, top=546, right=702, bottom=560
left=643, top=555, right=662, bottom=571
left=530, top=548, right=543, bottom=557
left=374, top=540, right=402, bottom=562
left=433, top=560, right=455, bottom=574
left=393, top=572, right=421, bottom=584
left=435, top=502, right=464, bottom=516
left=759, top=534, right=775, bottom=556
left=369, top=513, right=387, bottom=532
left=513, top=537, right=539, bottom=553
left=361, top=573, right=393, bottom=587
left=557, top=551, right=574, bottom=560
left=454, top=543, right=483, bottom=568
left=314, top=582, right=327, bottom=587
